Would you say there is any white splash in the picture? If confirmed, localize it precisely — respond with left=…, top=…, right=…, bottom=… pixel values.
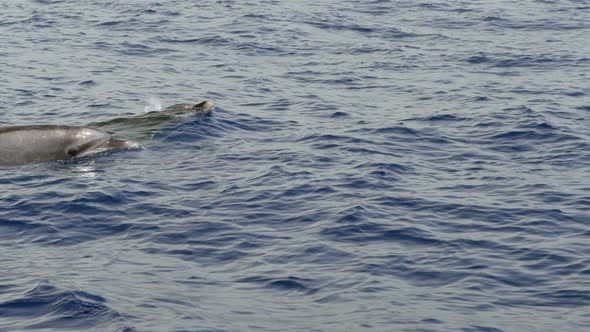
left=143, top=96, right=162, bottom=113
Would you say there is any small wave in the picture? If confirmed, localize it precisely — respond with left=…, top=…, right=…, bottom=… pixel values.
left=91, top=41, right=176, bottom=57
left=33, top=0, right=65, bottom=4
left=321, top=217, right=449, bottom=247
left=404, top=113, right=469, bottom=122
left=0, top=282, right=127, bottom=330
left=486, top=18, right=588, bottom=31
left=96, top=20, right=136, bottom=27
left=78, top=80, right=97, bottom=87
left=236, top=276, right=318, bottom=294
left=371, top=126, right=418, bottom=136
left=484, top=129, right=578, bottom=143
left=0, top=218, right=58, bottom=243
left=466, top=53, right=587, bottom=68
left=155, top=35, right=232, bottom=46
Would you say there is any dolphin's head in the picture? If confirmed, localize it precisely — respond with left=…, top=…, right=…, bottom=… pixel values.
left=158, top=101, right=215, bottom=118
left=160, top=101, right=215, bottom=117
left=192, top=101, right=215, bottom=113
left=0, top=125, right=140, bottom=166
left=65, top=127, right=112, bottom=157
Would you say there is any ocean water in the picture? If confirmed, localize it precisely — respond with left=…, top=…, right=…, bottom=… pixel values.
left=1, top=0, right=589, bottom=331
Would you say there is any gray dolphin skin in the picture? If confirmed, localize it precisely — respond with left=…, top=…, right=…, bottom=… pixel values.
left=0, top=101, right=214, bottom=166
left=0, top=125, right=139, bottom=166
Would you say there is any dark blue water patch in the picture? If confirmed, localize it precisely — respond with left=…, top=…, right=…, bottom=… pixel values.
left=78, top=80, right=98, bottom=87
left=495, top=56, right=558, bottom=68
left=297, top=133, right=376, bottom=145
left=0, top=282, right=127, bottom=330
left=306, top=20, right=378, bottom=33
left=465, top=53, right=587, bottom=68
left=236, top=276, right=318, bottom=294
left=349, top=47, right=395, bottom=55
left=451, top=238, right=511, bottom=253
left=528, top=289, right=590, bottom=308
left=233, top=41, right=288, bottom=56
left=141, top=8, right=158, bottom=15
left=421, top=114, right=469, bottom=122
left=320, top=212, right=451, bottom=247
left=89, top=41, right=177, bottom=57
left=399, top=269, right=471, bottom=288
left=482, top=15, right=505, bottom=22
left=482, top=129, right=578, bottom=143
left=270, top=244, right=354, bottom=265
left=0, top=188, right=179, bottom=246
left=154, top=35, right=232, bottom=47
left=149, top=222, right=238, bottom=245
left=485, top=16, right=589, bottom=31
left=472, top=96, right=492, bottom=102
left=329, top=111, right=349, bottom=118
left=343, top=1, right=401, bottom=16
left=469, top=268, right=547, bottom=290
left=305, top=18, right=422, bottom=40
left=454, top=107, right=585, bottom=148
left=0, top=218, right=59, bottom=242
left=462, top=326, right=504, bottom=332
left=153, top=116, right=224, bottom=142
left=369, top=126, right=419, bottom=136
left=118, top=41, right=177, bottom=57
left=144, top=246, right=249, bottom=265
left=145, top=7, right=180, bottom=18
left=491, top=287, right=590, bottom=309
left=277, top=183, right=322, bottom=198
left=172, top=109, right=295, bottom=136
left=95, top=19, right=138, bottom=27
left=368, top=197, right=583, bottom=237
left=466, top=55, right=492, bottom=64
left=18, top=12, right=56, bottom=27
left=33, top=0, right=66, bottom=3
left=422, top=318, right=444, bottom=325
left=354, top=162, right=413, bottom=180
left=563, top=91, right=586, bottom=97
left=416, top=2, right=467, bottom=11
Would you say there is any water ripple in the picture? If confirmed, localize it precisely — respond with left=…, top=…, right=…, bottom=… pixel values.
left=1, top=0, right=589, bottom=331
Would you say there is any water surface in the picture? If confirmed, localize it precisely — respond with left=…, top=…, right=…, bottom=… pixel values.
left=1, top=1, right=589, bottom=331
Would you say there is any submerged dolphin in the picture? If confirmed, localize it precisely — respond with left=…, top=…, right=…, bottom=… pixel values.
left=89, top=101, right=215, bottom=141
left=0, top=100, right=214, bottom=166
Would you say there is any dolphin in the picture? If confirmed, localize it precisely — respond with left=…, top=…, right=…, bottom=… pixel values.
left=0, top=100, right=214, bottom=166
left=0, top=125, right=139, bottom=166
left=88, top=101, right=215, bottom=141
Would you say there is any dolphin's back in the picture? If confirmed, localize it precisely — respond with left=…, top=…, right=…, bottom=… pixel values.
left=0, top=125, right=110, bottom=166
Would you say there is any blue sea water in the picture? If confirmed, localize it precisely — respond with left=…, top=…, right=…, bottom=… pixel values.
left=1, top=0, right=589, bottom=331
